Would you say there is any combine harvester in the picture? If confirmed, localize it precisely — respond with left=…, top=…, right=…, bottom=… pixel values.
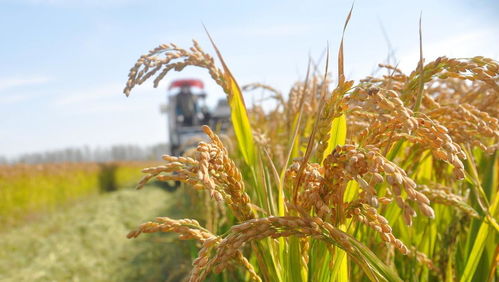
left=161, top=79, right=231, bottom=156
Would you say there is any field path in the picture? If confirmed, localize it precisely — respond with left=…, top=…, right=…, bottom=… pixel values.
left=0, top=186, right=192, bottom=282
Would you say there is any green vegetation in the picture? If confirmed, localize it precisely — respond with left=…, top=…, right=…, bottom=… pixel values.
left=0, top=162, right=157, bottom=226
left=0, top=186, right=192, bottom=282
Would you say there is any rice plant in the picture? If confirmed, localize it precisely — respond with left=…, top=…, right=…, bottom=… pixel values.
left=123, top=17, right=498, bottom=282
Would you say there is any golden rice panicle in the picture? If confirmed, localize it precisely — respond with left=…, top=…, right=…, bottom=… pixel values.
left=190, top=216, right=355, bottom=281
left=287, top=81, right=306, bottom=119
left=136, top=156, right=199, bottom=189
left=350, top=203, right=409, bottom=255
left=348, top=57, right=497, bottom=174
left=138, top=157, right=195, bottom=177
left=359, top=64, right=409, bottom=94
left=348, top=87, right=418, bottom=136
left=323, top=145, right=434, bottom=225
left=199, top=125, right=255, bottom=221
left=349, top=203, right=439, bottom=273
left=346, top=86, right=467, bottom=179
left=127, top=217, right=216, bottom=242
left=432, top=77, right=498, bottom=118
left=122, top=34, right=499, bottom=281
left=127, top=218, right=261, bottom=281
left=134, top=126, right=256, bottom=221
left=285, top=161, right=331, bottom=218
left=123, top=40, right=226, bottom=96
left=412, top=118, right=467, bottom=179
left=399, top=56, right=498, bottom=113
left=378, top=63, right=404, bottom=76
left=435, top=57, right=498, bottom=90
left=285, top=79, right=318, bottom=123
left=189, top=238, right=261, bottom=282
left=300, top=237, right=310, bottom=270
left=409, top=247, right=440, bottom=274
left=189, top=237, right=221, bottom=282
left=418, top=184, right=479, bottom=218
left=252, top=129, right=272, bottom=150
left=426, top=104, right=499, bottom=154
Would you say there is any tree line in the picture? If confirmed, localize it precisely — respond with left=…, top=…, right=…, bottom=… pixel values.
left=1, top=144, right=169, bottom=164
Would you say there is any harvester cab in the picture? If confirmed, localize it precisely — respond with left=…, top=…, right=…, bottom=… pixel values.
left=161, top=79, right=230, bottom=156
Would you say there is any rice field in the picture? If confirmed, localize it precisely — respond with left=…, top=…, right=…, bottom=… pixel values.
left=122, top=20, right=499, bottom=282
left=0, top=186, right=193, bottom=282
left=2, top=11, right=496, bottom=282
left=0, top=161, right=159, bottom=226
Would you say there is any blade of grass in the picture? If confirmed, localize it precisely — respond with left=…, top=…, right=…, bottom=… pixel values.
left=460, top=191, right=498, bottom=282
left=292, top=45, right=330, bottom=204
left=460, top=150, right=498, bottom=281
left=279, top=62, right=312, bottom=215
left=413, top=12, right=424, bottom=112
left=337, top=3, right=353, bottom=87
left=331, top=9, right=353, bottom=280
left=277, top=63, right=312, bottom=282
left=204, top=26, right=256, bottom=168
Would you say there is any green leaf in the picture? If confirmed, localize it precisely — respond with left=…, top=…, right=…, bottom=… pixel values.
left=205, top=29, right=256, bottom=167
left=330, top=224, right=350, bottom=281
left=344, top=180, right=359, bottom=203
left=288, top=237, right=306, bottom=282
left=460, top=151, right=498, bottom=281
left=460, top=192, right=498, bottom=282
left=330, top=248, right=348, bottom=282
left=414, top=151, right=433, bottom=182
left=322, top=114, right=347, bottom=163
left=226, top=74, right=257, bottom=166
left=347, top=237, right=403, bottom=282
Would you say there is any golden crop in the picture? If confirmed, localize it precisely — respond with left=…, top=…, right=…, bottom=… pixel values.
left=124, top=25, right=498, bottom=281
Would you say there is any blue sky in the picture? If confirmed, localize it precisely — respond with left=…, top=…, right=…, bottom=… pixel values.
left=1, top=0, right=498, bottom=159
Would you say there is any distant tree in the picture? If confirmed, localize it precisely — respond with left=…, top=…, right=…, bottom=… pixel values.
left=2, top=143, right=169, bottom=164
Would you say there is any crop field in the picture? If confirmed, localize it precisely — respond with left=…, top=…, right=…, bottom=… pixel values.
left=121, top=18, right=499, bottom=282
left=1, top=13, right=497, bottom=282
left=0, top=161, right=160, bottom=227
left=0, top=185, right=194, bottom=281
left=0, top=161, right=203, bottom=281
left=2, top=1, right=497, bottom=281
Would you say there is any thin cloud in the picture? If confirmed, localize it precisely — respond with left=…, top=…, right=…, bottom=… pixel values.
left=51, top=81, right=164, bottom=115
left=239, top=23, right=313, bottom=37
left=0, top=76, right=52, bottom=92
left=54, top=83, right=123, bottom=106
left=213, top=23, right=314, bottom=39
left=53, top=81, right=165, bottom=106
left=9, top=0, right=137, bottom=7
left=0, top=94, right=31, bottom=105
left=397, top=29, right=499, bottom=72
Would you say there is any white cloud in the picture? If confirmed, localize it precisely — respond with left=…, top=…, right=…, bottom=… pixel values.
left=54, top=83, right=124, bottom=106
left=50, top=81, right=167, bottom=117
left=0, top=94, right=30, bottom=105
left=397, top=29, right=499, bottom=72
left=235, top=23, right=313, bottom=37
left=0, top=76, right=52, bottom=92
left=7, top=0, right=137, bottom=7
